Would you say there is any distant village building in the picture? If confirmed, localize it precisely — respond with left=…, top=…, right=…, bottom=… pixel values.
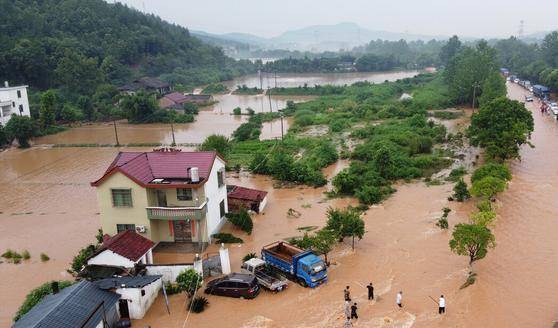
left=91, top=149, right=229, bottom=248
left=118, top=77, right=172, bottom=96
left=159, top=92, right=214, bottom=110
left=13, top=281, right=120, bottom=328
left=0, top=81, right=30, bottom=126
left=227, top=185, right=268, bottom=213
left=94, top=275, right=163, bottom=319
left=87, top=230, right=155, bottom=269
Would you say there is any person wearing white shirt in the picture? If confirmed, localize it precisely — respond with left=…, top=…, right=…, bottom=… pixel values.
left=439, top=295, right=446, bottom=314
left=396, top=291, right=403, bottom=308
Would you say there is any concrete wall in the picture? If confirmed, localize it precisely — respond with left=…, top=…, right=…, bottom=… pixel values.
left=0, top=85, right=30, bottom=126
left=145, top=264, right=194, bottom=283
left=116, top=278, right=162, bottom=319
left=204, top=157, right=228, bottom=240
left=147, top=187, right=205, bottom=207
left=96, top=172, right=152, bottom=239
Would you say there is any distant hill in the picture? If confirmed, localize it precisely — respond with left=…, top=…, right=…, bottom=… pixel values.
left=0, top=0, right=255, bottom=93
left=194, top=23, right=448, bottom=53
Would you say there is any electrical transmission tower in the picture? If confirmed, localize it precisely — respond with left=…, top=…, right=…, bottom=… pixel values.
left=518, top=20, right=524, bottom=39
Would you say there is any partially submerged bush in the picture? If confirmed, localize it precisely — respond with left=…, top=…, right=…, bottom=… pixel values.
left=40, top=253, right=50, bottom=262
left=452, top=178, right=471, bottom=202
left=242, top=253, right=257, bottom=262
left=22, top=250, right=31, bottom=260
left=212, top=233, right=243, bottom=244
left=176, top=269, right=203, bottom=297
left=226, top=209, right=253, bottom=234
left=188, top=296, right=209, bottom=313
left=471, top=163, right=511, bottom=183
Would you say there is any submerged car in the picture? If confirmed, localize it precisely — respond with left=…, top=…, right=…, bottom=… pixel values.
left=205, top=273, right=260, bottom=299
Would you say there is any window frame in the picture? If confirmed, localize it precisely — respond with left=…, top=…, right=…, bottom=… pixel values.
left=17, top=90, right=21, bottom=98
left=111, top=188, right=133, bottom=208
left=219, top=200, right=226, bottom=218
left=176, top=188, right=193, bottom=201
left=217, top=170, right=225, bottom=188
left=116, top=224, right=136, bottom=233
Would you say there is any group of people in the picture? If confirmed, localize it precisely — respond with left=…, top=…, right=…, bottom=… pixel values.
left=342, top=284, right=446, bottom=327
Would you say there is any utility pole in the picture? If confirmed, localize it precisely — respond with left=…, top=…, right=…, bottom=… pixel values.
left=113, top=120, right=120, bottom=146
left=274, top=71, right=277, bottom=88
left=170, top=122, right=176, bottom=147
left=258, top=70, right=263, bottom=90
left=280, top=113, right=284, bottom=141
left=267, top=87, right=272, bottom=112
left=472, top=81, right=481, bottom=111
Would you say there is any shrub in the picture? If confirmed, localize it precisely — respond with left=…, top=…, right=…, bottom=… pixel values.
left=212, top=233, right=243, bottom=244
left=22, top=250, right=31, bottom=260
left=355, top=185, right=383, bottom=205
left=199, top=135, right=231, bottom=157
left=233, top=107, right=241, bottom=115
left=470, top=176, right=507, bottom=200
left=471, top=163, right=512, bottom=183
left=436, top=217, right=449, bottom=229
left=40, top=253, right=50, bottom=262
left=188, top=296, right=209, bottom=313
left=70, top=244, right=97, bottom=274
left=452, top=179, right=471, bottom=202
left=2, top=249, right=16, bottom=259
left=471, top=210, right=496, bottom=227
left=242, top=253, right=257, bottom=262
left=176, top=269, right=203, bottom=297
left=447, top=166, right=467, bottom=182
left=164, top=282, right=181, bottom=295
left=226, top=209, right=253, bottom=234
left=14, top=281, right=73, bottom=322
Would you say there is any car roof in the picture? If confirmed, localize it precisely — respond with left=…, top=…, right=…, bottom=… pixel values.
left=226, top=273, right=256, bottom=282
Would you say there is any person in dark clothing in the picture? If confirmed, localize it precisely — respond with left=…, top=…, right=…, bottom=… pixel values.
left=344, top=286, right=351, bottom=301
left=367, top=282, right=374, bottom=300
left=351, top=303, right=358, bottom=319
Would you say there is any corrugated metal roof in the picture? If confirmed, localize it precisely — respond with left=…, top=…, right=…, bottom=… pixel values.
left=95, top=275, right=162, bottom=290
left=13, top=281, right=120, bottom=328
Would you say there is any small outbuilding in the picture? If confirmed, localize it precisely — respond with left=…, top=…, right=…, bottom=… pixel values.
left=227, top=185, right=268, bottom=213
left=95, top=275, right=163, bottom=319
left=87, top=230, right=155, bottom=269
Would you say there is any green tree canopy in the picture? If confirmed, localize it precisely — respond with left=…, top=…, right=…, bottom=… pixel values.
left=176, top=269, right=203, bottom=298
left=439, top=35, right=462, bottom=66
left=5, top=115, right=35, bottom=148
left=311, top=229, right=338, bottom=264
left=325, top=207, right=366, bottom=250
left=468, top=97, right=534, bottom=161
left=471, top=163, right=512, bottom=184
left=39, top=90, right=57, bottom=128
left=120, top=92, right=159, bottom=123
left=479, top=71, right=506, bottom=106
left=470, top=176, right=507, bottom=200
left=449, top=223, right=495, bottom=266
left=199, top=135, right=231, bottom=157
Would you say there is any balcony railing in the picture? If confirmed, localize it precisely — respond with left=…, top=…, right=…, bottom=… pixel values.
left=146, top=202, right=206, bottom=221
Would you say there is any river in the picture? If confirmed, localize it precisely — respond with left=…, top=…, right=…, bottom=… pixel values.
left=2, top=74, right=551, bottom=328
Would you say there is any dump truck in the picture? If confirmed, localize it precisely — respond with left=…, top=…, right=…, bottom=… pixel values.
left=261, top=241, right=327, bottom=288
left=241, top=257, right=289, bottom=292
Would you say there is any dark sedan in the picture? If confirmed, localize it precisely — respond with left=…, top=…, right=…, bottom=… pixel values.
left=205, top=273, right=260, bottom=299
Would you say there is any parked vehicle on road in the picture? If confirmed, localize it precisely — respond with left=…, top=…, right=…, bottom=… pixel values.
left=205, top=273, right=260, bottom=299
left=261, top=241, right=327, bottom=288
left=241, top=257, right=289, bottom=292
left=525, top=95, right=533, bottom=102
left=514, top=78, right=520, bottom=83
left=533, top=85, right=551, bottom=99
left=550, top=103, right=558, bottom=116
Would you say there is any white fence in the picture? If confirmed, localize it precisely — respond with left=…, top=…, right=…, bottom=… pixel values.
left=144, top=264, right=194, bottom=283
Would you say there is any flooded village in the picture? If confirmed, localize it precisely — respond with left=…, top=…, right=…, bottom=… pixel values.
left=3, top=1, right=558, bottom=327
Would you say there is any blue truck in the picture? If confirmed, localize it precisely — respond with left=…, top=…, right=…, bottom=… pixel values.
left=261, top=241, right=327, bottom=288
left=533, top=85, right=550, bottom=99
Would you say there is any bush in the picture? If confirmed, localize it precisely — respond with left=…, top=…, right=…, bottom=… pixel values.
left=355, top=185, right=384, bottom=205
left=471, top=163, right=511, bottom=183
left=233, top=107, right=241, bottom=115
left=14, top=281, right=73, bottom=322
left=212, top=233, right=243, bottom=244
left=452, top=179, right=471, bottom=202
left=2, top=249, right=16, bottom=259
left=447, top=166, right=467, bottom=182
left=188, top=296, right=209, bottom=313
left=40, top=253, right=50, bottom=262
left=5, top=115, right=35, bottom=148
left=242, top=253, right=257, bottom=262
left=164, top=282, right=181, bottom=295
left=436, top=207, right=451, bottom=229
left=470, top=176, right=506, bottom=200
left=176, top=269, right=203, bottom=297
left=226, top=209, right=253, bottom=235
left=199, top=135, right=231, bottom=157
left=22, top=250, right=30, bottom=260
left=70, top=244, right=97, bottom=274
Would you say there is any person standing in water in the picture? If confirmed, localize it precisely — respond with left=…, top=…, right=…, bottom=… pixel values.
left=367, top=282, right=374, bottom=300
left=351, top=303, right=358, bottom=320
left=439, top=295, right=446, bottom=314
left=396, top=291, right=403, bottom=308
left=344, top=300, right=351, bottom=318
left=344, top=316, right=352, bottom=328
left=344, top=286, right=351, bottom=301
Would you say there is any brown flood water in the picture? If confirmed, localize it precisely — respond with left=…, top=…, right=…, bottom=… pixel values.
left=2, top=74, right=554, bottom=328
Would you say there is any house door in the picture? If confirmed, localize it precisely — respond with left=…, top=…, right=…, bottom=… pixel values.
left=119, top=299, right=130, bottom=319
left=173, top=220, right=192, bottom=242
left=156, top=190, right=167, bottom=207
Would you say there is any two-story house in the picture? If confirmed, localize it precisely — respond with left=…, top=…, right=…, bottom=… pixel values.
left=0, top=81, right=30, bottom=126
left=91, top=149, right=228, bottom=248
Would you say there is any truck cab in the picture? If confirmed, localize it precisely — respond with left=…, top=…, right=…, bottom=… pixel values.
left=296, top=253, right=327, bottom=287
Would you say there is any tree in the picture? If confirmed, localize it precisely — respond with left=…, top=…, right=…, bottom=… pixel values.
left=452, top=178, right=471, bottom=202
left=5, top=115, right=35, bottom=148
left=468, top=97, right=534, bottom=161
left=439, top=35, right=462, bottom=66
left=120, top=92, right=159, bottom=123
left=471, top=163, right=512, bottom=184
left=471, top=176, right=507, bottom=200
left=344, top=213, right=366, bottom=250
left=176, top=269, right=203, bottom=298
left=311, top=229, right=338, bottom=264
left=77, top=96, right=94, bottom=121
left=470, top=210, right=496, bottom=227
left=0, top=124, right=8, bottom=147
left=70, top=244, right=97, bottom=274
left=449, top=223, right=495, bottom=267
left=479, top=71, right=506, bottom=106
left=39, top=90, right=57, bottom=128
left=199, top=135, right=231, bottom=157
left=325, top=207, right=366, bottom=250
left=55, top=49, right=102, bottom=95
left=541, top=31, right=558, bottom=67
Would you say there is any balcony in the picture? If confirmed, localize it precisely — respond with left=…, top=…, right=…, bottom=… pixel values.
left=146, top=201, right=206, bottom=221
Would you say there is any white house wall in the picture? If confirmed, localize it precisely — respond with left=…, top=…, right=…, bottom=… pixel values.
left=0, top=85, right=30, bottom=126
left=144, top=264, right=193, bottom=283
left=87, top=250, right=136, bottom=268
left=116, top=279, right=162, bottom=319
left=204, top=157, right=228, bottom=239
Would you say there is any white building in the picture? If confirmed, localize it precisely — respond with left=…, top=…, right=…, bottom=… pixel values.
left=0, top=81, right=30, bottom=126
left=87, top=230, right=155, bottom=269
left=95, top=275, right=163, bottom=319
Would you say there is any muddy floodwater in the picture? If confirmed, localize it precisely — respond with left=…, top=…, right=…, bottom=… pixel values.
left=1, top=73, right=556, bottom=327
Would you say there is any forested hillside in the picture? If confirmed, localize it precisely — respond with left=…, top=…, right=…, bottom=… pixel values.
left=0, top=0, right=255, bottom=95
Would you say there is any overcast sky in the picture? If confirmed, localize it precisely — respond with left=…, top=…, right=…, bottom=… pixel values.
left=115, top=0, right=558, bottom=38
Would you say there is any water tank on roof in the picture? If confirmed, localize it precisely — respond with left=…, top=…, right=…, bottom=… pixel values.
left=190, top=167, right=199, bottom=183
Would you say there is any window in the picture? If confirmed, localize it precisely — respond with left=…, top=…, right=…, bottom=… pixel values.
left=177, top=188, right=193, bottom=201
left=17, top=90, right=21, bottom=98
left=116, top=224, right=135, bottom=233
left=217, top=170, right=225, bottom=187
left=12, top=102, right=15, bottom=108
left=219, top=200, right=226, bottom=218
left=111, top=189, right=133, bottom=207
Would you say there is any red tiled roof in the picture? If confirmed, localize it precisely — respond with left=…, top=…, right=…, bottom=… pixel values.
left=101, top=230, right=154, bottom=262
left=164, top=92, right=188, bottom=104
left=91, top=151, right=223, bottom=188
left=228, top=185, right=268, bottom=202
